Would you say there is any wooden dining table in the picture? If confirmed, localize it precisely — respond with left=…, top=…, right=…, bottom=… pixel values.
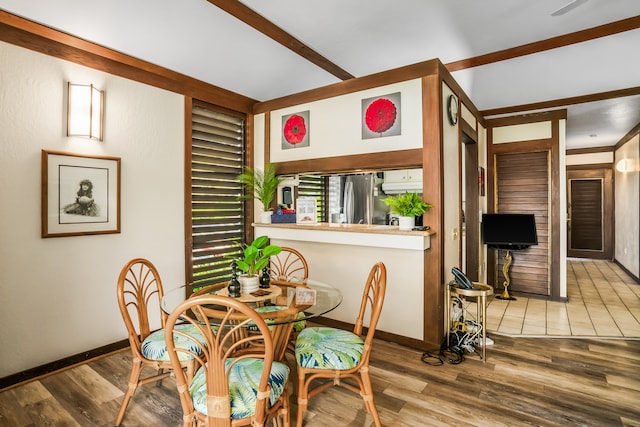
left=161, top=279, right=343, bottom=362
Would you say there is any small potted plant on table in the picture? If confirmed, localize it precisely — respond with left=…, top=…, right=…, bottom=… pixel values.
left=233, top=235, right=282, bottom=294
left=382, top=192, right=432, bottom=230
left=237, top=163, right=283, bottom=223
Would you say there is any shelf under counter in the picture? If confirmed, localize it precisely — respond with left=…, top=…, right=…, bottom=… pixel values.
left=254, top=222, right=433, bottom=251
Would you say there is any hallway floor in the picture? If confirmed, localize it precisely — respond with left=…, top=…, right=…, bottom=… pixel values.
left=484, top=259, right=640, bottom=338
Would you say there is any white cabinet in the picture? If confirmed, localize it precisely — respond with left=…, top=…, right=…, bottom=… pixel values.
left=384, top=168, right=422, bottom=183
left=382, top=169, right=423, bottom=194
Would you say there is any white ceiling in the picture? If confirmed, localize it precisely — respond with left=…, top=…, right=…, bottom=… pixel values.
left=1, top=0, right=639, bottom=149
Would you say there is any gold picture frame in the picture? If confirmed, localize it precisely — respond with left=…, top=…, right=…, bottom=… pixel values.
left=41, top=150, right=121, bottom=238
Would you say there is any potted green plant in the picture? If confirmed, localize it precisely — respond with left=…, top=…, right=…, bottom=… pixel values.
left=383, top=192, right=432, bottom=230
left=232, top=235, right=282, bottom=293
left=237, top=163, right=283, bottom=223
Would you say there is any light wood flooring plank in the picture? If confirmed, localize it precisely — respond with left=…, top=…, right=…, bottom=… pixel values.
left=1, top=336, right=639, bottom=426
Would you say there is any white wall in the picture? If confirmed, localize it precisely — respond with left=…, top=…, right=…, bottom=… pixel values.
left=614, top=135, right=640, bottom=277
left=268, top=79, right=423, bottom=163
left=0, top=42, right=185, bottom=377
left=566, top=151, right=613, bottom=165
left=566, top=140, right=639, bottom=277
left=442, top=84, right=461, bottom=282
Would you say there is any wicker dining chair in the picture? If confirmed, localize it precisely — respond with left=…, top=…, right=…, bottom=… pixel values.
left=294, top=261, right=387, bottom=427
left=115, top=258, right=200, bottom=426
left=164, top=294, right=291, bottom=427
left=261, top=247, right=309, bottom=351
left=267, top=246, right=309, bottom=284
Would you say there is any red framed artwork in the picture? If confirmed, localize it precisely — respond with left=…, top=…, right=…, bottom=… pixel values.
left=362, top=92, right=401, bottom=139
left=282, top=110, right=310, bottom=149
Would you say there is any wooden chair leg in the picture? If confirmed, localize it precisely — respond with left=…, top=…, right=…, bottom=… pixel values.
left=360, top=370, right=381, bottom=427
left=115, top=359, right=143, bottom=426
left=296, top=373, right=308, bottom=427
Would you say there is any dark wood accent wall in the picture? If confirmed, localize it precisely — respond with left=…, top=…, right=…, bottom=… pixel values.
left=486, top=110, right=565, bottom=301
left=494, top=151, right=550, bottom=297
left=422, top=74, right=445, bottom=349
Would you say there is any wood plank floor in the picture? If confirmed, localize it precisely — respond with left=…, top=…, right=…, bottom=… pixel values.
left=1, top=335, right=639, bottom=426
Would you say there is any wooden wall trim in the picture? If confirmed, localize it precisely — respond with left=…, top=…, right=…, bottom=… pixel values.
left=254, top=59, right=440, bottom=114
left=311, top=317, right=433, bottom=352
left=447, top=16, right=640, bottom=73
left=615, top=122, right=640, bottom=150
left=491, top=139, right=553, bottom=153
left=486, top=109, right=567, bottom=127
left=0, top=339, right=129, bottom=391
left=421, top=74, right=444, bottom=348
left=0, top=10, right=256, bottom=114
left=273, top=149, right=423, bottom=176
left=462, top=120, right=478, bottom=143
left=567, top=146, right=614, bottom=155
left=245, top=113, right=256, bottom=242
left=550, top=119, right=561, bottom=300
left=567, top=163, right=614, bottom=171
left=482, top=87, right=640, bottom=117
left=184, top=97, right=194, bottom=287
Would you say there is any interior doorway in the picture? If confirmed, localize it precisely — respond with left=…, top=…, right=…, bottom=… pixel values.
left=462, top=132, right=479, bottom=281
left=567, top=167, right=613, bottom=260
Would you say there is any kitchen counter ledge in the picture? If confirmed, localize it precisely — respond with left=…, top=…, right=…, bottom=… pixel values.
left=254, top=222, right=433, bottom=250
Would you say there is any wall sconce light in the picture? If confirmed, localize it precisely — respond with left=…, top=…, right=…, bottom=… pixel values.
left=67, top=82, right=103, bottom=141
left=616, top=159, right=630, bottom=173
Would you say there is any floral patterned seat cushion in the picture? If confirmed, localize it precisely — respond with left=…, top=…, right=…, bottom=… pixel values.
left=295, top=327, right=364, bottom=370
left=141, top=323, right=212, bottom=362
left=189, top=358, right=290, bottom=418
left=251, top=305, right=306, bottom=332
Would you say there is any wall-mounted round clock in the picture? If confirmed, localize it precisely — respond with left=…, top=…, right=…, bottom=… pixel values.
left=447, top=94, right=458, bottom=125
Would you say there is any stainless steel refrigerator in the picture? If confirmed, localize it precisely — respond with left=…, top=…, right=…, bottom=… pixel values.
left=336, top=173, right=388, bottom=225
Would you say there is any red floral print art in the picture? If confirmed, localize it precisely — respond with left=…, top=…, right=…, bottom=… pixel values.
left=365, top=98, right=397, bottom=134
left=283, top=114, right=307, bottom=144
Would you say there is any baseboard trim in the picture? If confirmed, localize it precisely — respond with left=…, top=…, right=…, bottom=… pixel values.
left=0, top=338, right=130, bottom=391
left=311, top=317, right=433, bottom=352
left=614, top=259, right=640, bottom=283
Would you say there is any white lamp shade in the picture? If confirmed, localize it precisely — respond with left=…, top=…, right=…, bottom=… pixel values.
left=67, top=82, right=103, bottom=140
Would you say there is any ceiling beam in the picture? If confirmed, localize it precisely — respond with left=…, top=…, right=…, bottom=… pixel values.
left=481, top=86, right=640, bottom=116
left=208, top=0, right=355, bottom=81
left=446, top=15, right=640, bottom=72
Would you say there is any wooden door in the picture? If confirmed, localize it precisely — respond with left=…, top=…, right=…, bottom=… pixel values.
left=494, top=151, right=550, bottom=297
left=567, top=168, right=613, bottom=259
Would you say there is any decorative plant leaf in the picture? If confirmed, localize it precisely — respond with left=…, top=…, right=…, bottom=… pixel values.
left=232, top=235, right=282, bottom=276
left=237, top=163, right=283, bottom=211
left=382, top=192, right=432, bottom=217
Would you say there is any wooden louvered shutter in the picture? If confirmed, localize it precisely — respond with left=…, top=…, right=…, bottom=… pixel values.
left=188, top=105, right=245, bottom=291
left=494, top=151, right=550, bottom=297
left=298, top=175, right=327, bottom=222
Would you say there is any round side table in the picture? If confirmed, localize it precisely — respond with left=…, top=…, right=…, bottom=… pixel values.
left=447, top=282, right=493, bottom=361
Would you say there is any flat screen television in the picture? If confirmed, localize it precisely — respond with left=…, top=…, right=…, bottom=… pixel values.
left=481, top=213, right=538, bottom=250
